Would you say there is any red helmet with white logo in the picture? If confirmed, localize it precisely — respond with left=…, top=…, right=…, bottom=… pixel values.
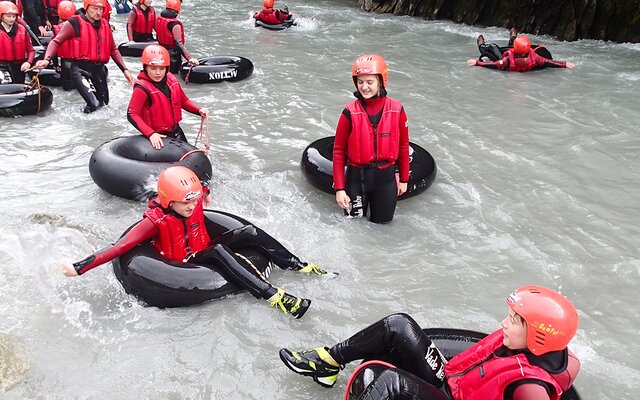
left=157, top=166, right=203, bottom=208
left=351, top=54, right=388, bottom=89
left=507, top=285, right=579, bottom=355
left=142, top=45, right=170, bottom=67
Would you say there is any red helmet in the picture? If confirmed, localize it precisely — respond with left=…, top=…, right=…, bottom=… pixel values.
left=352, top=54, right=388, bottom=89
left=0, top=1, right=19, bottom=16
left=157, top=166, right=202, bottom=208
left=142, top=45, right=170, bottom=67
left=262, top=0, right=274, bottom=8
left=58, top=0, right=76, bottom=20
left=507, top=285, right=579, bottom=355
left=84, top=0, right=106, bottom=9
left=513, top=36, right=531, bottom=55
left=165, top=0, right=180, bottom=12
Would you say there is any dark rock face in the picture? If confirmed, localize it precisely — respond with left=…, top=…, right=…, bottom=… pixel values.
left=359, top=0, right=640, bottom=43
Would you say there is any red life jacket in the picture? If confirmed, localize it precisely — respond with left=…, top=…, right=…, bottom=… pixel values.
left=344, top=97, right=403, bottom=167
left=445, top=330, right=574, bottom=400
left=67, top=15, right=113, bottom=63
left=155, top=14, right=183, bottom=48
left=506, top=48, right=538, bottom=72
left=0, top=23, right=29, bottom=62
left=132, top=4, right=155, bottom=35
left=254, top=8, right=282, bottom=25
left=134, top=71, right=184, bottom=133
left=143, top=199, right=211, bottom=262
left=52, top=23, right=72, bottom=58
left=42, top=0, right=60, bottom=17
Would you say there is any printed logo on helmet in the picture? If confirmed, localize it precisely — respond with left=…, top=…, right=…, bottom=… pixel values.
left=507, top=291, right=520, bottom=304
left=355, top=68, right=373, bottom=75
left=183, top=191, right=201, bottom=201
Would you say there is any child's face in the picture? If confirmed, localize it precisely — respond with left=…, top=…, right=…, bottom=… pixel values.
left=356, top=74, right=380, bottom=99
left=146, top=65, right=167, bottom=82
left=501, top=309, right=527, bottom=351
left=170, top=198, right=199, bottom=218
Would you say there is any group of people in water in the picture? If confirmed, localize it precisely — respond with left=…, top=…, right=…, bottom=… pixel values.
left=3, top=1, right=582, bottom=398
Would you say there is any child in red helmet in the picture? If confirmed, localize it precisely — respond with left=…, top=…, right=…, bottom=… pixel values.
left=253, top=0, right=292, bottom=25
left=0, top=0, right=35, bottom=84
left=155, top=0, right=198, bottom=73
left=127, top=44, right=208, bottom=149
left=61, top=166, right=330, bottom=318
left=126, top=0, right=155, bottom=42
left=280, top=285, right=581, bottom=399
left=468, top=33, right=576, bottom=72
left=332, top=54, right=411, bottom=224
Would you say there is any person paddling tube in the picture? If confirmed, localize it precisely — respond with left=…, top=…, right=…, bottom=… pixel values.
left=344, top=329, right=582, bottom=400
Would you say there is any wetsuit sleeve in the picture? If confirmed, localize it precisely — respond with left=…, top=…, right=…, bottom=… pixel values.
left=126, top=11, right=136, bottom=41
left=127, top=85, right=155, bottom=137
left=533, top=52, right=567, bottom=68
left=43, top=21, right=75, bottom=60
left=170, top=24, right=191, bottom=60
left=332, top=110, right=352, bottom=191
left=178, top=85, right=201, bottom=115
left=73, top=218, right=158, bottom=275
left=510, top=382, right=552, bottom=400
left=475, top=52, right=509, bottom=69
left=397, top=107, right=410, bottom=183
left=109, top=35, right=129, bottom=72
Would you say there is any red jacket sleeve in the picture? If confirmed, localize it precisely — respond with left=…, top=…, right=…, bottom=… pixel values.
left=73, top=218, right=158, bottom=275
left=127, top=85, right=155, bottom=137
left=25, top=29, right=35, bottom=63
left=126, top=11, right=136, bottom=41
left=43, top=21, right=74, bottom=60
left=397, top=108, right=410, bottom=183
left=332, top=111, right=351, bottom=191
left=475, top=51, right=510, bottom=69
left=178, top=84, right=201, bottom=115
left=532, top=52, right=567, bottom=68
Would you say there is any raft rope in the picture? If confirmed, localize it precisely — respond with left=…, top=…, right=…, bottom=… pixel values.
left=234, top=252, right=269, bottom=282
left=177, top=115, right=210, bottom=161
left=343, top=360, right=397, bottom=400
left=25, top=67, right=43, bottom=114
left=184, top=64, right=194, bottom=85
left=193, top=114, right=210, bottom=151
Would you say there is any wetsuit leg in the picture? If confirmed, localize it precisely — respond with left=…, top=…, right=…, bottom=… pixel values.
left=70, top=61, right=100, bottom=112
left=330, top=313, right=447, bottom=386
left=60, top=59, right=74, bottom=91
left=167, top=125, right=189, bottom=143
left=357, top=369, right=449, bottom=400
left=478, top=43, right=503, bottom=62
left=168, top=48, right=181, bottom=74
left=90, top=64, right=109, bottom=107
left=368, top=166, right=397, bottom=224
left=5, top=63, right=26, bottom=84
left=344, top=166, right=367, bottom=218
left=213, top=225, right=303, bottom=270
left=189, top=244, right=276, bottom=299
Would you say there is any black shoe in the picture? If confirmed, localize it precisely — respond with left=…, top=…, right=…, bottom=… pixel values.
left=279, top=347, right=342, bottom=388
left=268, top=288, right=311, bottom=319
left=476, top=34, right=485, bottom=47
left=509, top=27, right=518, bottom=45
